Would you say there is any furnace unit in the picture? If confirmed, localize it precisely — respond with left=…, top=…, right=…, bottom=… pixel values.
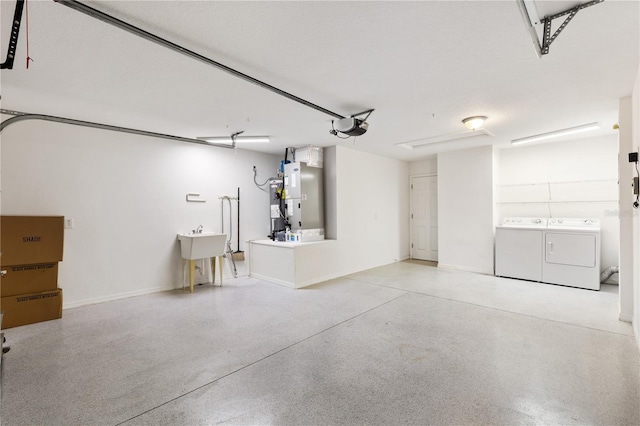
left=283, top=161, right=324, bottom=242
left=269, top=179, right=286, bottom=239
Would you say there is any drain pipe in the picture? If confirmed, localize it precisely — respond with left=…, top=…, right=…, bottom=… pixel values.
left=0, top=109, right=235, bottom=149
left=54, top=0, right=346, bottom=120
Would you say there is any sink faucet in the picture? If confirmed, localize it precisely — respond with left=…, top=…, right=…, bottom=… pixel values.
left=193, top=225, right=203, bottom=234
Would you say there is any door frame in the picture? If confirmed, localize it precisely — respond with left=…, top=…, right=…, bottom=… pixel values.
left=410, top=173, right=438, bottom=260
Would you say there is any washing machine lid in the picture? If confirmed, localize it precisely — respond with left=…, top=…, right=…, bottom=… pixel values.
left=547, top=218, right=600, bottom=231
left=501, top=217, right=547, bottom=228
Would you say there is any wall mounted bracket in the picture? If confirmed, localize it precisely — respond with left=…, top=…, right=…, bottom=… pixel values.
left=541, top=0, right=604, bottom=55
left=517, top=0, right=604, bottom=58
left=1, top=0, right=25, bottom=69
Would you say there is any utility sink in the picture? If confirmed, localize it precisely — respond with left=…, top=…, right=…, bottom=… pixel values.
left=177, top=232, right=227, bottom=260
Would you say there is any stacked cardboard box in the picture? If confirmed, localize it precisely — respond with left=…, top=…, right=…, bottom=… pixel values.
left=1, top=216, right=64, bottom=329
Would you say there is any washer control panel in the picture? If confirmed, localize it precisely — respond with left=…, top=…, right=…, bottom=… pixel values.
left=502, top=217, right=548, bottom=228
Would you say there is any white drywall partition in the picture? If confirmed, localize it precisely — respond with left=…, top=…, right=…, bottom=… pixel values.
left=333, top=145, right=410, bottom=272
left=437, top=146, right=495, bottom=274
left=409, top=156, right=437, bottom=176
left=633, top=66, right=640, bottom=351
left=1, top=118, right=280, bottom=307
left=619, top=97, right=634, bottom=322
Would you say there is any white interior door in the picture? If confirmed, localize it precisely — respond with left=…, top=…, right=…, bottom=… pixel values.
left=411, top=176, right=438, bottom=261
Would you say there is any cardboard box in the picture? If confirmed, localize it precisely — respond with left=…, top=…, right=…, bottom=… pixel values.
left=1, top=216, right=64, bottom=266
left=0, top=289, right=63, bottom=329
left=1, top=263, right=59, bottom=297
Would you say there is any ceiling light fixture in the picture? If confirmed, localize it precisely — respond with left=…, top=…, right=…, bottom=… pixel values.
left=462, top=116, right=487, bottom=131
left=197, top=136, right=271, bottom=145
left=511, top=122, right=600, bottom=145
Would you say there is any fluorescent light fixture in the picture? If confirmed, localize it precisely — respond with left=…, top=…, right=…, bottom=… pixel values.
left=397, top=128, right=494, bottom=150
left=197, top=136, right=270, bottom=145
left=462, top=116, right=487, bottom=130
left=511, top=122, right=600, bottom=145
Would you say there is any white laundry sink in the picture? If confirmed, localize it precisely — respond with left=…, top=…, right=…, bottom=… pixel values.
left=177, top=232, right=227, bottom=259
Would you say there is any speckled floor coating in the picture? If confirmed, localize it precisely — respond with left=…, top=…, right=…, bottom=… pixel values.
left=1, top=261, right=638, bottom=425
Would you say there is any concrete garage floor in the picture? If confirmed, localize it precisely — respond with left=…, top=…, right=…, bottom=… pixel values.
left=1, top=261, right=638, bottom=425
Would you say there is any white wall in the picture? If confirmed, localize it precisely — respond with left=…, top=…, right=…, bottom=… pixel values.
left=632, top=65, right=640, bottom=351
left=409, top=156, right=437, bottom=176
left=619, top=97, right=634, bottom=321
left=497, top=135, right=620, bottom=277
left=331, top=145, right=410, bottom=273
left=1, top=118, right=280, bottom=308
left=493, top=147, right=500, bottom=235
left=437, top=145, right=495, bottom=274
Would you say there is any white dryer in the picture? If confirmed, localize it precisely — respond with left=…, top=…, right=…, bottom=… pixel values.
left=495, top=217, right=547, bottom=282
left=542, top=218, right=601, bottom=290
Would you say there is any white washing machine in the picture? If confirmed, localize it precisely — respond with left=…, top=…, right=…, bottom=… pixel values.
left=542, top=218, right=601, bottom=290
left=495, top=217, right=547, bottom=282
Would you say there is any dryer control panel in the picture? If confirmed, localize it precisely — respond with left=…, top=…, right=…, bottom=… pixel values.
left=547, top=218, right=600, bottom=230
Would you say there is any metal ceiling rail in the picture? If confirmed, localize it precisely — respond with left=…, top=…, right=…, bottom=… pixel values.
left=54, top=0, right=346, bottom=120
left=0, top=109, right=236, bottom=149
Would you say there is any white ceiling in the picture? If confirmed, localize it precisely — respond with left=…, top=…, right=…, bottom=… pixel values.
left=1, top=0, right=638, bottom=161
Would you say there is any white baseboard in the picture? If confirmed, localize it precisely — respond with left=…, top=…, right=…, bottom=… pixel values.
left=250, top=271, right=344, bottom=289
left=250, top=273, right=295, bottom=289
left=63, top=284, right=177, bottom=310
left=295, top=272, right=345, bottom=289
left=64, top=269, right=249, bottom=310
left=437, top=263, right=492, bottom=275
left=619, top=313, right=633, bottom=323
